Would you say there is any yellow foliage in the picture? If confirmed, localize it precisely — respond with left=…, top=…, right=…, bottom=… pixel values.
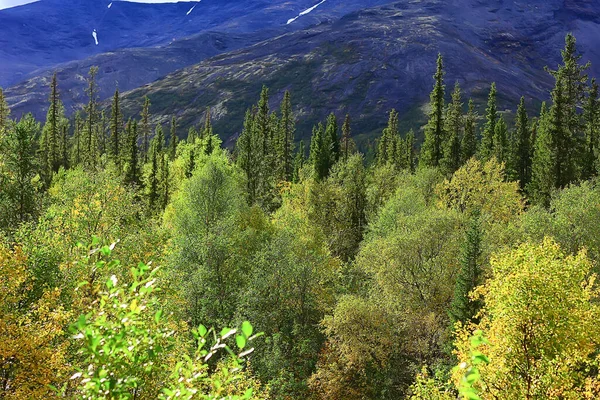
left=436, top=157, right=524, bottom=224
left=454, top=238, right=600, bottom=399
left=0, top=245, right=71, bottom=399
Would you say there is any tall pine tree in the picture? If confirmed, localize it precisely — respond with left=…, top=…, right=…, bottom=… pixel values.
left=277, top=90, right=295, bottom=181
left=110, top=87, right=123, bottom=170
left=461, top=99, right=478, bottom=164
left=84, top=67, right=99, bottom=168
left=442, top=81, right=463, bottom=174
left=421, top=53, right=445, bottom=168
left=480, top=83, right=498, bottom=161
left=141, top=96, right=151, bottom=162
left=169, top=116, right=178, bottom=160
left=513, top=97, right=531, bottom=188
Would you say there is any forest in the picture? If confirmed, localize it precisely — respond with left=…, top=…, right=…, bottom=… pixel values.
left=1, top=33, right=600, bottom=399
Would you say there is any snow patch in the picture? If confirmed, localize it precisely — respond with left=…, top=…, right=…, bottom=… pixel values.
left=286, top=0, right=327, bottom=25
left=108, top=2, right=112, bottom=8
left=186, top=1, right=200, bottom=16
left=92, top=29, right=99, bottom=45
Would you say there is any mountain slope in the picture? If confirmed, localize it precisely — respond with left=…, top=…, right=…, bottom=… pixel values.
left=0, top=0, right=393, bottom=87
left=114, top=0, right=600, bottom=145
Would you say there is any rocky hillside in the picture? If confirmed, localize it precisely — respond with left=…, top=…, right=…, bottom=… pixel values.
left=115, top=0, right=600, bottom=145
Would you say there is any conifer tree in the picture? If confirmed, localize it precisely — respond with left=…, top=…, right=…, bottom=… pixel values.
left=405, top=129, right=416, bottom=172
left=461, top=99, right=478, bottom=163
left=154, top=124, right=165, bottom=154
left=124, top=120, right=140, bottom=186
left=480, top=83, right=498, bottom=161
left=292, top=140, right=306, bottom=183
left=341, top=114, right=351, bottom=161
left=110, top=87, right=123, bottom=170
left=449, top=211, right=483, bottom=327
left=236, top=108, right=258, bottom=203
left=421, top=54, right=445, bottom=168
left=325, top=113, right=340, bottom=165
left=202, top=107, right=213, bottom=141
left=529, top=103, right=554, bottom=206
left=72, top=111, right=83, bottom=166
left=582, top=79, right=599, bottom=180
left=256, top=86, right=271, bottom=157
left=185, top=147, right=195, bottom=179
left=147, top=142, right=159, bottom=212
left=310, top=122, right=329, bottom=180
left=493, top=115, right=509, bottom=165
left=60, top=121, right=69, bottom=169
left=277, top=91, right=295, bottom=181
left=549, top=73, right=574, bottom=188
left=548, top=33, right=590, bottom=137
left=513, top=97, right=532, bottom=188
left=40, top=73, right=65, bottom=184
left=187, top=126, right=197, bottom=144
left=141, top=97, right=151, bottom=162
left=160, top=155, right=170, bottom=210
left=0, top=87, right=10, bottom=135
left=84, top=67, right=99, bottom=167
left=442, top=82, right=463, bottom=173
left=377, top=109, right=399, bottom=166
left=98, top=109, right=107, bottom=157
left=169, top=116, right=178, bottom=160
left=1, top=114, right=40, bottom=228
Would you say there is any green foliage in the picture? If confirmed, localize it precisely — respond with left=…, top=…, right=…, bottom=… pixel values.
left=421, top=53, right=446, bottom=168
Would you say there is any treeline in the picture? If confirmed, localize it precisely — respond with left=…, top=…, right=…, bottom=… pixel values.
left=0, top=33, right=600, bottom=399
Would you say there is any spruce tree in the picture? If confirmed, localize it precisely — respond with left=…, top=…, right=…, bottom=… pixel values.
left=72, top=111, right=83, bottom=166
left=341, top=114, right=351, bottom=161
left=124, top=120, right=140, bottom=186
left=159, top=155, right=170, bottom=210
left=514, top=97, right=531, bottom=188
left=442, top=82, right=463, bottom=173
left=236, top=108, right=258, bottom=203
left=480, top=83, right=498, bottom=161
left=154, top=124, right=165, bottom=154
left=549, top=73, right=574, bottom=188
left=110, top=87, right=123, bottom=170
left=84, top=67, right=99, bottom=167
left=187, top=126, right=197, bottom=144
left=0, top=87, right=10, bottom=135
left=292, top=140, right=306, bottom=183
left=98, top=110, right=107, bottom=157
left=40, top=73, right=65, bottom=185
left=148, top=142, right=159, bottom=212
left=202, top=107, right=213, bottom=142
left=493, top=115, right=509, bottom=165
left=185, top=147, right=195, bottom=179
left=141, top=96, right=151, bottom=162
left=582, top=79, right=599, bottom=180
left=421, top=53, right=445, bottom=168
left=461, top=99, right=478, bottom=163
left=449, top=211, right=483, bottom=327
left=169, top=116, right=178, bottom=160
left=1, top=114, right=40, bottom=228
left=405, top=129, right=416, bottom=172
left=60, top=121, right=69, bottom=170
left=528, top=103, right=554, bottom=206
left=325, top=112, right=340, bottom=165
left=310, top=122, right=329, bottom=180
left=377, top=109, right=399, bottom=166
left=277, top=90, right=295, bottom=181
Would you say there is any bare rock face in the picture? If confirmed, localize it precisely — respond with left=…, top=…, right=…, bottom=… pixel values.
left=4, top=0, right=600, bottom=146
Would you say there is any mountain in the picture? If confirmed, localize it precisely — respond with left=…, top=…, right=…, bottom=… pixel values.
left=111, top=0, right=600, bottom=146
left=4, top=0, right=600, bottom=147
left=1, top=0, right=392, bottom=118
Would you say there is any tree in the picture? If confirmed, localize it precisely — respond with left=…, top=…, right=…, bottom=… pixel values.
left=84, top=67, right=99, bottom=167
left=40, top=73, right=67, bottom=185
left=0, top=114, right=41, bottom=230
left=513, top=96, right=531, bottom=188
left=480, top=83, right=498, bottom=161
left=277, top=90, right=295, bottom=181
left=341, top=114, right=352, bottom=161
left=582, top=79, right=599, bottom=180
left=237, top=108, right=260, bottom=203
left=0, top=87, right=10, bottom=135
left=169, top=116, right=178, bottom=160
left=442, top=82, right=463, bottom=174
left=454, top=239, right=600, bottom=399
left=325, top=113, right=340, bottom=165
left=141, top=96, right=151, bottom=162
left=147, top=142, right=160, bottom=212
left=309, top=122, right=329, bottom=180
left=528, top=103, right=555, bottom=206
left=292, top=140, right=306, bottom=183
left=377, top=109, right=400, bottom=167
left=110, top=87, right=123, bottom=170
left=123, top=119, right=141, bottom=186
left=448, top=212, right=483, bottom=327
left=492, top=115, right=508, bottom=165
left=421, top=54, right=446, bottom=168
left=461, top=99, right=478, bottom=164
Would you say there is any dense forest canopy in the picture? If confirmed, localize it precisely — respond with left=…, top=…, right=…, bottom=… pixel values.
left=1, top=33, right=600, bottom=399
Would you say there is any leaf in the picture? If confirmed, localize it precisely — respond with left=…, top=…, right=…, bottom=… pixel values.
left=197, top=324, right=208, bottom=338
left=241, top=321, right=253, bottom=338
left=236, top=334, right=246, bottom=349
left=154, top=309, right=163, bottom=324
